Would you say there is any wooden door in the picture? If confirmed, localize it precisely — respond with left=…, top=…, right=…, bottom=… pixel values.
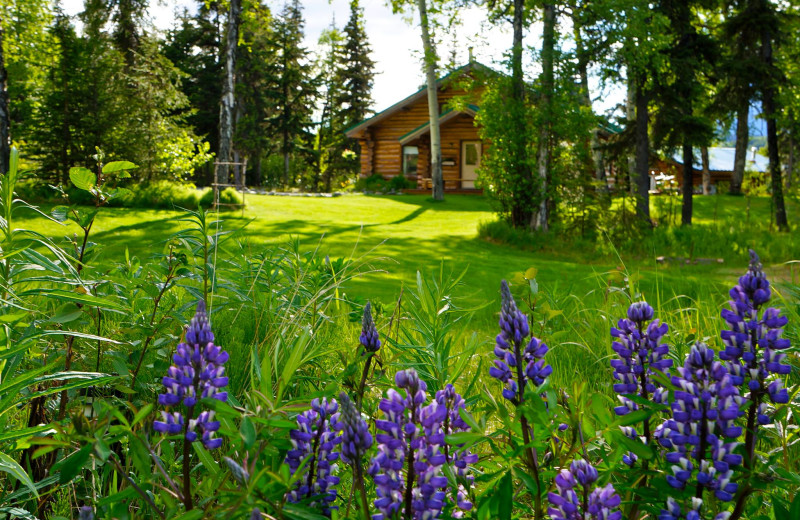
left=461, top=141, right=481, bottom=188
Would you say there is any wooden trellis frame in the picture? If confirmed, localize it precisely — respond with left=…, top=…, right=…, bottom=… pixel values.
left=212, top=159, right=247, bottom=216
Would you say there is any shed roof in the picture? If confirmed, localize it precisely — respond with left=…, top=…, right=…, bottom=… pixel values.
left=671, top=147, right=768, bottom=173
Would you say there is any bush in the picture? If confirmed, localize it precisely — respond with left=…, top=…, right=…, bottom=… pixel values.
left=355, top=173, right=413, bottom=193
left=198, top=187, right=244, bottom=209
left=15, top=178, right=215, bottom=210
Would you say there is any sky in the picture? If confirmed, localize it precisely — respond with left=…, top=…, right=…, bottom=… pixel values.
left=61, top=0, right=624, bottom=115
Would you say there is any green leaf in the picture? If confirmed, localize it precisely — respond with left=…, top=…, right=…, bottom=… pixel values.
left=35, top=290, right=126, bottom=312
left=47, top=304, right=84, bottom=324
left=192, top=442, right=220, bottom=476
left=0, top=452, right=39, bottom=498
left=102, top=161, right=138, bottom=175
left=51, top=205, right=69, bottom=222
left=791, top=493, right=800, bottom=520
left=240, top=416, right=256, bottom=449
left=69, top=167, right=95, bottom=191
left=497, top=471, right=512, bottom=520
left=57, top=444, right=92, bottom=484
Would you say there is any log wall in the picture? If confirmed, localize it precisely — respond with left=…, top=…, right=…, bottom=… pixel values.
left=354, top=84, right=484, bottom=187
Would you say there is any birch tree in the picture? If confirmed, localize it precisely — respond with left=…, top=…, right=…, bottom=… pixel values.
left=217, top=0, right=241, bottom=186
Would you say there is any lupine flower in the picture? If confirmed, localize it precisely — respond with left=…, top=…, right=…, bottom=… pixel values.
left=285, top=398, right=342, bottom=516
left=547, top=459, right=622, bottom=520
left=489, top=281, right=552, bottom=403
left=609, top=301, right=672, bottom=466
left=435, top=384, right=478, bottom=517
left=360, top=301, right=381, bottom=354
left=369, top=369, right=450, bottom=520
left=339, top=391, right=373, bottom=464
left=78, top=506, right=94, bottom=520
left=659, top=497, right=731, bottom=520
left=154, top=301, right=229, bottom=449
left=658, top=343, right=742, bottom=501
left=720, top=250, right=791, bottom=424
left=249, top=508, right=262, bottom=520
left=610, top=301, right=672, bottom=416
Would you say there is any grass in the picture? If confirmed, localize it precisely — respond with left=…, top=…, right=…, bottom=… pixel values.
left=15, top=192, right=799, bottom=393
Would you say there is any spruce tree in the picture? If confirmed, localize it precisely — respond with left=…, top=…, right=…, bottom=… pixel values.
left=235, top=0, right=274, bottom=187
left=336, top=0, right=375, bottom=130
left=264, top=0, right=317, bottom=188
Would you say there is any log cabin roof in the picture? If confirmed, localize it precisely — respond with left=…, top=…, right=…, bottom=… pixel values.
left=344, top=61, right=494, bottom=139
left=397, top=105, right=480, bottom=145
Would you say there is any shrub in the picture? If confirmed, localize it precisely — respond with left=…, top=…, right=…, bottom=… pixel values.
left=198, top=187, right=243, bottom=209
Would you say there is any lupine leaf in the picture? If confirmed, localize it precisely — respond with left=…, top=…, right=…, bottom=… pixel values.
left=0, top=452, right=39, bottom=497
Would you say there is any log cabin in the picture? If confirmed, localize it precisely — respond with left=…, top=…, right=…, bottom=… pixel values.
left=345, top=61, right=492, bottom=191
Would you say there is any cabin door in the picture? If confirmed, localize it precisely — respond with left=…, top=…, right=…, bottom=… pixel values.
left=461, top=141, right=481, bottom=188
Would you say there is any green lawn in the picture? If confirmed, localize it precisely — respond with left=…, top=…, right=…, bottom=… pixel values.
left=18, top=193, right=797, bottom=329
left=15, top=191, right=800, bottom=392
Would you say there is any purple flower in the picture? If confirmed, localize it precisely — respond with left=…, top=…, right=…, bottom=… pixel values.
left=658, top=343, right=742, bottom=502
left=720, top=250, right=791, bottom=424
left=368, top=369, right=450, bottom=520
left=360, top=301, right=381, bottom=354
left=339, top=391, right=373, bottom=464
left=659, top=497, right=731, bottom=520
left=154, top=301, right=229, bottom=450
left=610, top=301, right=672, bottom=465
left=489, top=281, right=552, bottom=404
left=435, top=384, right=478, bottom=517
left=249, top=508, right=261, bottom=520
left=285, top=398, right=342, bottom=516
left=547, top=459, right=621, bottom=520
left=78, top=506, right=94, bottom=520
left=610, top=301, right=672, bottom=415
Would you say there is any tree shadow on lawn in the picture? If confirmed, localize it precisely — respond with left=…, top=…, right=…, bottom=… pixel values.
left=362, top=194, right=493, bottom=212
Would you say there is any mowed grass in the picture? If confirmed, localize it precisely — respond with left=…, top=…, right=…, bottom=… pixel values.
left=17, top=192, right=799, bottom=390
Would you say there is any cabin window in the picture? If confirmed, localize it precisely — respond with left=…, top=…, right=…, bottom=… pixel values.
left=402, top=146, right=419, bottom=176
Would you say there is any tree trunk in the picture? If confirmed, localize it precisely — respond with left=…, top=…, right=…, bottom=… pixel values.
left=573, top=18, right=605, bottom=188
left=681, top=142, right=693, bottom=225
left=787, top=133, right=794, bottom=189
left=217, top=0, right=241, bottom=185
left=701, top=145, right=710, bottom=195
left=731, top=101, right=748, bottom=195
left=626, top=73, right=637, bottom=194
left=534, top=3, right=555, bottom=231
left=634, top=76, right=650, bottom=223
left=761, top=20, right=788, bottom=230
left=508, top=0, right=532, bottom=227
left=417, top=0, right=443, bottom=201
left=0, top=21, right=10, bottom=175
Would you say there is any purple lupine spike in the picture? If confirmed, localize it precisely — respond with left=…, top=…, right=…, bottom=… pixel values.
left=720, top=250, right=791, bottom=426
left=435, top=384, right=478, bottom=517
left=360, top=302, right=381, bottom=354
left=547, top=459, right=621, bottom=520
left=78, top=506, right=94, bottom=520
left=658, top=343, right=742, bottom=502
left=659, top=497, right=731, bottom=520
left=154, top=301, right=229, bottom=450
left=339, top=392, right=372, bottom=464
left=249, top=508, right=261, bottom=520
left=285, top=397, right=342, bottom=517
left=610, top=301, right=672, bottom=416
left=489, top=281, right=552, bottom=404
left=610, top=300, right=672, bottom=466
left=368, top=369, right=451, bottom=520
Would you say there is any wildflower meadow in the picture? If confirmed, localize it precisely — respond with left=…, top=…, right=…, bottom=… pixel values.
left=0, top=149, right=797, bottom=520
